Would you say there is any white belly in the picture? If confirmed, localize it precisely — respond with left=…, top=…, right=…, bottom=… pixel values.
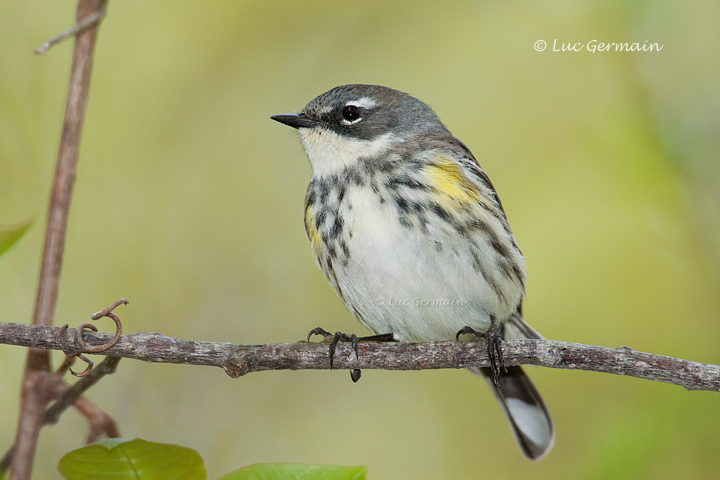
left=329, top=188, right=523, bottom=342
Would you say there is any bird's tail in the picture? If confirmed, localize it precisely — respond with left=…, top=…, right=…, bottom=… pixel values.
left=468, top=365, right=554, bottom=460
left=467, top=313, right=554, bottom=460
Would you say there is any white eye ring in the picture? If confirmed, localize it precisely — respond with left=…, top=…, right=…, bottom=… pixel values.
left=340, top=97, right=377, bottom=125
left=341, top=105, right=362, bottom=124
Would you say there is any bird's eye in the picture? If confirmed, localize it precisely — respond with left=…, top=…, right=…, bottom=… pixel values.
left=341, top=105, right=361, bottom=122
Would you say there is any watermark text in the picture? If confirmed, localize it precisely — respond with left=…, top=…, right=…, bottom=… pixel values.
left=534, top=39, right=663, bottom=53
left=374, top=297, right=468, bottom=307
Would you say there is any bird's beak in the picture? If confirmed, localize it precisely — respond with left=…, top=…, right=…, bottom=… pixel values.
left=270, top=113, right=318, bottom=129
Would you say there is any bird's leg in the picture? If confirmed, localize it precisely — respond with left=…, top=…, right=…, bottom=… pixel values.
left=306, top=328, right=397, bottom=382
left=357, top=333, right=396, bottom=342
left=306, top=327, right=359, bottom=369
left=456, top=318, right=505, bottom=386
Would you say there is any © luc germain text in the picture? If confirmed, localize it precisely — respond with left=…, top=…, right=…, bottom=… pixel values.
left=375, top=297, right=469, bottom=307
left=553, top=39, right=663, bottom=52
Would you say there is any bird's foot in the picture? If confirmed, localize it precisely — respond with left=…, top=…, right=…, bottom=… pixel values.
left=306, top=328, right=396, bottom=382
left=307, top=327, right=359, bottom=369
left=456, top=324, right=505, bottom=386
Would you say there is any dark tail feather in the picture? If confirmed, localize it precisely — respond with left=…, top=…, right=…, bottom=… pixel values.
left=469, top=366, right=554, bottom=461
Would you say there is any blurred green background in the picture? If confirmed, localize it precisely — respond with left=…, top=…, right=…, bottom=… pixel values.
left=1, top=0, right=719, bottom=478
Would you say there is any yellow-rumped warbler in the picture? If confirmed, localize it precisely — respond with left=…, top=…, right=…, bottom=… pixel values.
left=271, top=84, right=554, bottom=460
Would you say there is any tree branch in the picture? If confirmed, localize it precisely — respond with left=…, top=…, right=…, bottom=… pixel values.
left=1, top=322, right=718, bottom=392
left=11, top=2, right=107, bottom=478
left=0, top=357, right=121, bottom=474
left=43, top=356, right=122, bottom=427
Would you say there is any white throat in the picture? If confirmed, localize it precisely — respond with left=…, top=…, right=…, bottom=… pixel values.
left=298, top=127, right=400, bottom=177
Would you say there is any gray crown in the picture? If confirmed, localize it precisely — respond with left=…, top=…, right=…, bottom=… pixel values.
left=275, top=84, right=448, bottom=141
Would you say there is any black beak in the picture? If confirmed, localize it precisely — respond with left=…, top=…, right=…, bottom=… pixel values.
left=270, top=113, right=318, bottom=129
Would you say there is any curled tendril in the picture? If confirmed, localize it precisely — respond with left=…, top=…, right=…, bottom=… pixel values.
left=56, top=298, right=127, bottom=376
left=69, top=354, right=94, bottom=377
left=78, top=297, right=126, bottom=352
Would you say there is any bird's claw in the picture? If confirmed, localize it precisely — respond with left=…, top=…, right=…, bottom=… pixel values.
left=306, top=327, right=359, bottom=369
left=456, top=324, right=505, bottom=386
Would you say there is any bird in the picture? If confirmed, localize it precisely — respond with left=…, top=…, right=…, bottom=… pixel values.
left=271, top=84, right=554, bottom=460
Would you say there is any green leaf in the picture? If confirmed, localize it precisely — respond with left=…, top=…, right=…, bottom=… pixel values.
left=0, top=216, right=36, bottom=257
left=57, top=438, right=206, bottom=480
left=220, top=463, right=367, bottom=480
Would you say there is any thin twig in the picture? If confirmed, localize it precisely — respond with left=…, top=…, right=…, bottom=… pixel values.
left=34, top=8, right=107, bottom=55
left=44, top=356, right=122, bottom=426
left=72, top=396, right=120, bottom=443
left=0, top=357, right=121, bottom=473
left=12, top=1, right=107, bottom=479
left=1, top=322, right=718, bottom=392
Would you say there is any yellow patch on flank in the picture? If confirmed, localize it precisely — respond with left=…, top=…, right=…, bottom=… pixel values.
left=304, top=206, right=324, bottom=254
left=423, top=155, right=482, bottom=207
